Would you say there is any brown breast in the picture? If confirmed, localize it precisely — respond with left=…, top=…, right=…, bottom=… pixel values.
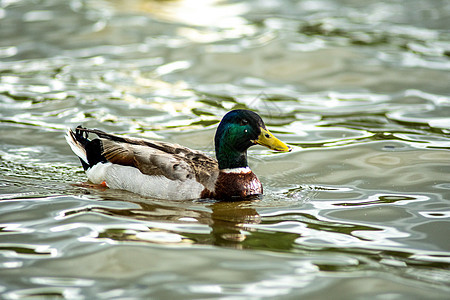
left=201, top=170, right=262, bottom=200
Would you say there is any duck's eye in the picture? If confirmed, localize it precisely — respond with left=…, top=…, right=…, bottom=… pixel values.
left=265, top=133, right=270, bottom=138
left=240, top=119, right=248, bottom=126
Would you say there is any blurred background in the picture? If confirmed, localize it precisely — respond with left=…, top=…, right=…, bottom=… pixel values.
left=0, top=0, right=449, bottom=299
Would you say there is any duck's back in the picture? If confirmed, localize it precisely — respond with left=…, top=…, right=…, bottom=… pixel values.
left=66, top=127, right=219, bottom=200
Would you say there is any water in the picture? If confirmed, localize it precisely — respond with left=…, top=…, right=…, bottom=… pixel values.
left=0, top=0, right=449, bottom=298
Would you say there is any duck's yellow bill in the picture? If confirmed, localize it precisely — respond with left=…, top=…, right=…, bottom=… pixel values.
left=252, top=127, right=292, bottom=152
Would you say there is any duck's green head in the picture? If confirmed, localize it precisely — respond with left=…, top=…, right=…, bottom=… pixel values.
left=214, top=109, right=291, bottom=169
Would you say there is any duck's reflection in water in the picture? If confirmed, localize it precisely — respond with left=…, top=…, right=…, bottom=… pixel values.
left=75, top=189, right=262, bottom=249
left=208, top=201, right=261, bottom=249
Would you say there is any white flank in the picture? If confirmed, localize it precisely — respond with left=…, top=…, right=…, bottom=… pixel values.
left=221, top=167, right=251, bottom=174
left=86, top=162, right=205, bottom=200
left=65, top=129, right=88, bottom=164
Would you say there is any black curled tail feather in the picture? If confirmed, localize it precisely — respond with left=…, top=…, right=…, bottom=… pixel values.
left=67, top=126, right=107, bottom=170
left=74, top=126, right=90, bottom=147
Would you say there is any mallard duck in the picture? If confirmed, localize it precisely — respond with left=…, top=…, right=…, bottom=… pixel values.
left=66, top=109, right=291, bottom=200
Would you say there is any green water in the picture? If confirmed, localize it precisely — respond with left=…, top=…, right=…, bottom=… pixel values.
left=0, top=0, right=449, bottom=298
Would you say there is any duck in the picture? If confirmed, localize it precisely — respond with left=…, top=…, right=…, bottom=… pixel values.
left=65, top=109, right=291, bottom=200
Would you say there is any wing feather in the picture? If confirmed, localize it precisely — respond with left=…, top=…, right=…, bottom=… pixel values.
left=78, top=128, right=219, bottom=187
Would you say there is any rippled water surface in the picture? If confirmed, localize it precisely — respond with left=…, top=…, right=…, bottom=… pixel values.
left=1, top=0, right=450, bottom=298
